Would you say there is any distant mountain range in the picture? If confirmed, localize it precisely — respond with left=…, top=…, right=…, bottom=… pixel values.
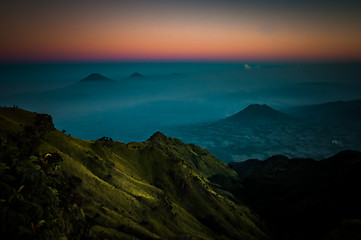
left=284, top=99, right=361, bottom=124
left=79, top=72, right=183, bottom=82
left=2, top=70, right=361, bottom=163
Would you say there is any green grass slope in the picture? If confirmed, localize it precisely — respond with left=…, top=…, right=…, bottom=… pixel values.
left=0, top=107, right=270, bottom=240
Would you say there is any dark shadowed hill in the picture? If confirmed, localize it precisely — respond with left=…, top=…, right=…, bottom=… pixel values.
left=0, top=106, right=270, bottom=240
left=229, top=151, right=361, bottom=240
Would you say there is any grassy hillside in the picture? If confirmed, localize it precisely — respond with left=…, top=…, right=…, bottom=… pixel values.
left=0, top=106, right=270, bottom=240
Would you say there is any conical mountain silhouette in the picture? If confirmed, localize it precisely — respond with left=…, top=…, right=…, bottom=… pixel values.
left=126, top=72, right=144, bottom=79
left=224, top=104, right=291, bottom=122
left=80, top=73, right=113, bottom=82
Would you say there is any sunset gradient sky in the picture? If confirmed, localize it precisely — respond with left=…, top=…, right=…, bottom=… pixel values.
left=1, top=0, right=361, bottom=62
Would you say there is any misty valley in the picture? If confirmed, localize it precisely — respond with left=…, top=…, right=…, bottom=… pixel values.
left=2, top=63, right=361, bottom=162
left=1, top=62, right=361, bottom=240
left=167, top=101, right=361, bottom=162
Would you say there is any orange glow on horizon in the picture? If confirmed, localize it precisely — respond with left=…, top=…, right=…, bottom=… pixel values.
left=1, top=1, right=361, bottom=62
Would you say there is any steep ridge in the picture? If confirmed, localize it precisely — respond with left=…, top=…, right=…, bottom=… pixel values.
left=229, top=152, right=361, bottom=240
left=0, top=107, right=270, bottom=240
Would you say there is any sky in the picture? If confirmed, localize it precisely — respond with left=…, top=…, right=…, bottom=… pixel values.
left=1, top=0, right=361, bottom=62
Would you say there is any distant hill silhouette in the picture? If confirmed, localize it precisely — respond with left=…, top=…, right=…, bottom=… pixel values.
left=285, top=99, right=361, bottom=123
left=223, top=104, right=292, bottom=123
left=80, top=73, right=113, bottom=82
left=125, top=72, right=144, bottom=80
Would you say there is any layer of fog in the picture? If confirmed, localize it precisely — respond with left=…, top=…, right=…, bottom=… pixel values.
left=1, top=62, right=361, bottom=142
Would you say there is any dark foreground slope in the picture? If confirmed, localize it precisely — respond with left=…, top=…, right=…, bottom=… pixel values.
left=229, top=152, right=361, bottom=240
left=0, top=107, right=269, bottom=240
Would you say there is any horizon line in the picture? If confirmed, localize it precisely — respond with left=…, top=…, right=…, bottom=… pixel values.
left=1, top=57, right=361, bottom=64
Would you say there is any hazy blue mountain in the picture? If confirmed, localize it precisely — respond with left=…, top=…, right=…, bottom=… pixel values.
left=125, top=72, right=144, bottom=80
left=166, top=101, right=361, bottom=162
left=2, top=63, right=361, bottom=161
left=284, top=99, right=361, bottom=124
left=80, top=73, right=114, bottom=82
left=222, top=104, right=292, bottom=123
